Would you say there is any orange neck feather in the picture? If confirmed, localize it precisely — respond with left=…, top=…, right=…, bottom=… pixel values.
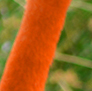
left=0, top=0, right=71, bottom=91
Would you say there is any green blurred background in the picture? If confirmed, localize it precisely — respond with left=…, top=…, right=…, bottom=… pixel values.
left=0, top=0, right=92, bottom=91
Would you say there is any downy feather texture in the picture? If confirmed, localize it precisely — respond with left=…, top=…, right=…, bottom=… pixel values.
left=0, top=0, right=71, bottom=91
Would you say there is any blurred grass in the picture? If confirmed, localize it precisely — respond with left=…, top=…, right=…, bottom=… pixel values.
left=0, top=0, right=92, bottom=91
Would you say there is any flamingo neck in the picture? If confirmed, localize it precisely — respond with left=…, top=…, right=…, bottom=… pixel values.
left=0, top=0, right=71, bottom=91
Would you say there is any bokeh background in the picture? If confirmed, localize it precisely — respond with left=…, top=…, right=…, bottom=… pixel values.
left=0, top=0, right=92, bottom=91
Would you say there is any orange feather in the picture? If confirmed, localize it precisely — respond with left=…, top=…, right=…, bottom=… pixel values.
left=0, top=0, right=71, bottom=91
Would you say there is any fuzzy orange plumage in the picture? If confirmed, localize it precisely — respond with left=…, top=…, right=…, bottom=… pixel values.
left=0, top=0, right=71, bottom=91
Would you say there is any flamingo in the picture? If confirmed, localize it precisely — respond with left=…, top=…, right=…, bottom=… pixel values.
left=0, top=0, right=71, bottom=91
